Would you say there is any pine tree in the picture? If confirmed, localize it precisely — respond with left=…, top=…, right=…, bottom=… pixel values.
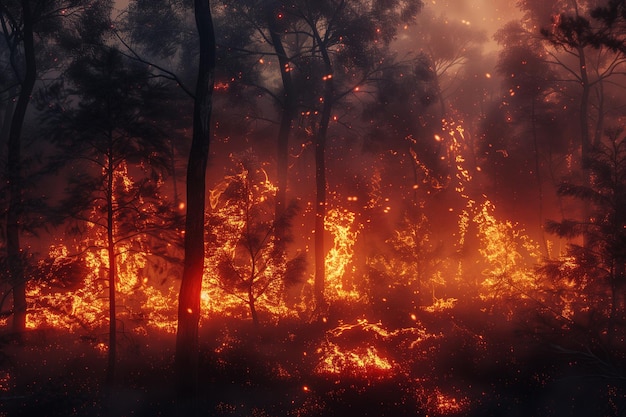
left=545, top=130, right=626, bottom=345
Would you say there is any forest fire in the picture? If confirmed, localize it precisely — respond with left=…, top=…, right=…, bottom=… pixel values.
left=3, top=0, right=626, bottom=416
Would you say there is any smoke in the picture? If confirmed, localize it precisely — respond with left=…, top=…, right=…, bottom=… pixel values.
left=428, top=0, right=522, bottom=48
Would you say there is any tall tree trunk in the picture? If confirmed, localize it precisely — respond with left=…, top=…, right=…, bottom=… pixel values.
left=530, top=98, right=549, bottom=257
left=248, top=288, right=259, bottom=327
left=105, top=148, right=116, bottom=385
left=0, top=88, right=16, bottom=148
left=593, top=78, right=604, bottom=147
left=7, top=0, right=36, bottom=338
left=313, top=30, right=334, bottom=314
left=175, top=0, right=215, bottom=398
left=268, top=13, right=296, bottom=247
left=577, top=46, right=592, bottom=248
left=434, top=74, right=446, bottom=120
left=578, top=46, right=591, bottom=165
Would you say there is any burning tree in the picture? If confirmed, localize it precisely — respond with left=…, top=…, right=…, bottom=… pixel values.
left=544, top=130, right=626, bottom=346
left=41, top=46, right=175, bottom=383
left=0, top=0, right=106, bottom=338
left=366, top=204, right=443, bottom=325
left=471, top=200, right=541, bottom=304
left=208, top=156, right=306, bottom=326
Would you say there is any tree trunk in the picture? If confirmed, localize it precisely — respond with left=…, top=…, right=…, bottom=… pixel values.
left=7, top=0, right=36, bottom=338
left=577, top=46, right=592, bottom=248
left=530, top=98, right=549, bottom=258
left=578, top=46, right=591, bottom=165
left=593, top=78, right=604, bottom=147
left=248, top=288, right=259, bottom=327
left=268, top=14, right=296, bottom=247
left=175, top=0, right=215, bottom=398
left=313, top=30, right=334, bottom=315
left=105, top=149, right=116, bottom=385
left=0, top=88, right=16, bottom=148
left=434, top=74, right=446, bottom=120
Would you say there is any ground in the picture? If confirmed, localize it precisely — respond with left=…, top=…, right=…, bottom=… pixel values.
left=1, top=304, right=625, bottom=416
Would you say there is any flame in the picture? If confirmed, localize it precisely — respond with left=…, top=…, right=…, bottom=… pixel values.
left=203, top=161, right=301, bottom=323
left=314, top=319, right=440, bottom=378
left=323, top=208, right=363, bottom=302
left=472, top=200, right=541, bottom=301
left=314, top=319, right=395, bottom=377
left=423, top=297, right=458, bottom=313
left=26, top=161, right=306, bottom=335
left=315, top=342, right=393, bottom=376
left=26, top=165, right=177, bottom=334
left=27, top=242, right=107, bottom=331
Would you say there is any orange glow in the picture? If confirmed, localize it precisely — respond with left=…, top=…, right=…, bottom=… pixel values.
left=321, top=208, right=363, bottom=302
left=472, top=200, right=540, bottom=302
left=314, top=319, right=439, bottom=378
left=315, top=342, right=393, bottom=376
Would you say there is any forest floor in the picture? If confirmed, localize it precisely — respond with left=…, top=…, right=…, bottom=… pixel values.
left=1, top=302, right=625, bottom=416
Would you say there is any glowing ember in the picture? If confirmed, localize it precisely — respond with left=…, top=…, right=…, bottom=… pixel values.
left=423, top=297, right=458, bottom=313
left=0, top=372, right=11, bottom=392
left=424, top=387, right=470, bottom=415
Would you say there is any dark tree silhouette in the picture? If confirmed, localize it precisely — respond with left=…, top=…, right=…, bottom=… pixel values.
left=545, top=130, right=626, bottom=346
left=175, top=0, right=216, bottom=398
left=287, top=0, right=423, bottom=314
left=0, top=0, right=106, bottom=339
left=41, top=45, right=173, bottom=384
left=212, top=0, right=300, bottom=252
left=2, top=0, right=35, bottom=339
left=116, top=0, right=217, bottom=396
left=493, top=22, right=568, bottom=255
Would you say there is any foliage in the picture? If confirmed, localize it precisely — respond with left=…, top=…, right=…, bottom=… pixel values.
left=207, top=154, right=306, bottom=325
left=367, top=203, right=443, bottom=324
left=543, top=130, right=626, bottom=344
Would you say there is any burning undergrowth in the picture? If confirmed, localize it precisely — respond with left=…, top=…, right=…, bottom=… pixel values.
left=2, top=296, right=625, bottom=417
left=2, top=127, right=625, bottom=416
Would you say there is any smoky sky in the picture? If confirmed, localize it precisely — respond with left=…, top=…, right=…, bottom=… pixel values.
left=430, top=0, right=521, bottom=29
left=114, top=0, right=522, bottom=43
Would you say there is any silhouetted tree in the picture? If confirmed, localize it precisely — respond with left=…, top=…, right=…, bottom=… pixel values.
left=288, top=0, right=423, bottom=314
left=218, top=0, right=299, bottom=248
left=41, top=45, right=173, bottom=384
left=0, top=0, right=36, bottom=339
left=493, top=21, right=568, bottom=255
left=545, top=129, right=626, bottom=346
left=175, top=0, right=216, bottom=399
left=116, top=0, right=217, bottom=396
left=0, top=0, right=105, bottom=338
left=535, top=1, right=626, bottom=167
